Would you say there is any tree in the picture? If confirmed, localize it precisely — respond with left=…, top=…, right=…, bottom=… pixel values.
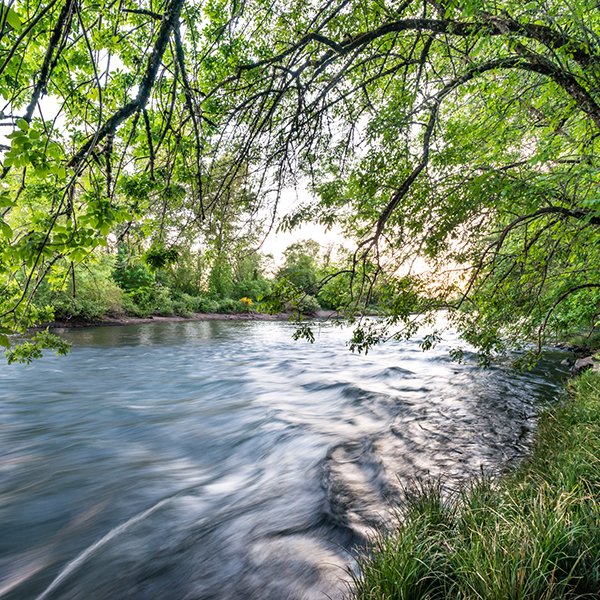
left=1, top=0, right=599, bottom=363
left=277, top=239, right=320, bottom=291
left=205, top=0, right=600, bottom=364
left=0, top=0, right=265, bottom=358
left=0, top=0, right=192, bottom=356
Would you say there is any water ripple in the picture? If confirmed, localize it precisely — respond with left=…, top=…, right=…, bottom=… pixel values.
left=0, top=320, right=568, bottom=599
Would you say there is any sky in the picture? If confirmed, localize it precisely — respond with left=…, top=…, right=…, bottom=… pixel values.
left=260, top=220, right=347, bottom=264
left=256, top=185, right=348, bottom=264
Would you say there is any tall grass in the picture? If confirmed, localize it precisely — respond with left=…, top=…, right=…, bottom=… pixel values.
left=352, top=372, right=600, bottom=599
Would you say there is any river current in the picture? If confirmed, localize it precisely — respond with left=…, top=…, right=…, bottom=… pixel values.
left=0, top=320, right=567, bottom=600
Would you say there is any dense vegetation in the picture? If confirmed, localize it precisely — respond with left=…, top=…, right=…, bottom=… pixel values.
left=27, top=237, right=369, bottom=323
left=352, top=370, right=600, bottom=599
left=0, top=0, right=598, bottom=363
left=0, top=0, right=599, bottom=596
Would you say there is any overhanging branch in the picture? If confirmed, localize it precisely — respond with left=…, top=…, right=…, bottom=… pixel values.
left=68, top=0, right=185, bottom=169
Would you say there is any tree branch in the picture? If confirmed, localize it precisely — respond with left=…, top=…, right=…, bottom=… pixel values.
left=538, top=283, right=600, bottom=352
left=123, top=8, right=162, bottom=20
left=68, top=0, right=185, bottom=169
left=239, top=17, right=596, bottom=73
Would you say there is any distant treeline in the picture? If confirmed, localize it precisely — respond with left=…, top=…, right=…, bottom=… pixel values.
left=32, top=239, right=384, bottom=322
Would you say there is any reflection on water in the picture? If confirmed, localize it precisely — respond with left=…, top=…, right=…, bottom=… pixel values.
left=0, top=321, right=567, bottom=599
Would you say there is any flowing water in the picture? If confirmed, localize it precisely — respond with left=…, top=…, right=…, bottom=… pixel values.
left=0, top=320, right=568, bottom=600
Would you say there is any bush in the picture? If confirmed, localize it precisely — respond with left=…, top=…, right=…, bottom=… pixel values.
left=53, top=294, right=116, bottom=321
left=172, top=293, right=199, bottom=317
left=236, top=297, right=255, bottom=313
left=216, top=298, right=236, bottom=313
left=122, top=283, right=173, bottom=317
left=112, top=257, right=155, bottom=292
left=296, top=294, right=321, bottom=315
left=121, top=293, right=146, bottom=317
left=152, top=284, right=174, bottom=316
left=35, top=256, right=124, bottom=321
left=231, top=278, right=271, bottom=302
left=172, top=301, right=193, bottom=317
left=194, top=296, right=219, bottom=313
left=123, top=286, right=156, bottom=317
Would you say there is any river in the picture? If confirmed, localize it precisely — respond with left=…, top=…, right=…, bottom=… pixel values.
left=0, top=320, right=567, bottom=600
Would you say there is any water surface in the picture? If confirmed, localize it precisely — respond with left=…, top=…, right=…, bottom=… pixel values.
left=0, top=320, right=567, bottom=599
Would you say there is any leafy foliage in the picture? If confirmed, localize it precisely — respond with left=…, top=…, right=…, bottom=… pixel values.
left=1, top=0, right=600, bottom=362
left=5, top=330, right=71, bottom=364
left=35, top=255, right=124, bottom=321
left=353, top=371, right=600, bottom=599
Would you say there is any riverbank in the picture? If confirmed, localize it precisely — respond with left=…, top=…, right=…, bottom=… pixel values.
left=352, top=370, right=600, bottom=599
left=35, top=310, right=340, bottom=329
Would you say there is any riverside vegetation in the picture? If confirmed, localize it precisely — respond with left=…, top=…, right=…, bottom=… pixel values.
left=1, top=0, right=600, bottom=598
left=31, top=239, right=351, bottom=323
left=352, top=370, right=600, bottom=600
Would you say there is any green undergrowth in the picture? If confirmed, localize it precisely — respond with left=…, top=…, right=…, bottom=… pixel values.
left=352, top=372, right=600, bottom=600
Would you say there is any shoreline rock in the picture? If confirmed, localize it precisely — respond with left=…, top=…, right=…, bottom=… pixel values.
left=555, top=342, right=599, bottom=375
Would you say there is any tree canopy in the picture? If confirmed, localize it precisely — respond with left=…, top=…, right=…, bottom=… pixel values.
left=0, top=0, right=599, bottom=364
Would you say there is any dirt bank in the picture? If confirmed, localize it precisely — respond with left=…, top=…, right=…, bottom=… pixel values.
left=35, top=310, right=340, bottom=329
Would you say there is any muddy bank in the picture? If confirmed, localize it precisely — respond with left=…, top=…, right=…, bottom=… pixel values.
left=35, top=310, right=341, bottom=329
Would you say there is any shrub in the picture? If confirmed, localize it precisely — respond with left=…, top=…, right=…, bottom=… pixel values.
left=172, top=293, right=198, bottom=317
left=231, top=278, right=271, bottom=302
left=123, top=283, right=173, bottom=317
left=35, top=255, right=124, bottom=321
left=121, top=293, right=145, bottom=317
left=296, top=294, right=321, bottom=315
left=172, top=301, right=193, bottom=317
left=236, top=297, right=255, bottom=313
left=53, top=294, right=116, bottom=321
left=152, top=284, right=174, bottom=316
left=112, top=257, right=154, bottom=292
left=123, top=286, right=155, bottom=317
left=216, top=298, right=236, bottom=313
left=194, top=296, right=219, bottom=313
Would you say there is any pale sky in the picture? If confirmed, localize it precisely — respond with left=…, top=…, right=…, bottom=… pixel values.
left=260, top=220, right=347, bottom=264
left=256, top=185, right=349, bottom=264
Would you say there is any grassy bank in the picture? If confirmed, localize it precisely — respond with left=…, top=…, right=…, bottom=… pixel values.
left=352, top=372, right=600, bottom=600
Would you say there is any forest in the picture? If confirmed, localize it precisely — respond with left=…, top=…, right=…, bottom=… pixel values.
left=0, top=0, right=598, bottom=365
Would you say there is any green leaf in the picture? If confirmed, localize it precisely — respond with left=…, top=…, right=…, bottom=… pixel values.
left=6, top=6, right=22, bottom=30
left=69, top=249, right=86, bottom=261
left=0, top=219, right=13, bottom=239
left=0, top=196, right=15, bottom=208
left=0, top=333, right=10, bottom=350
left=16, top=118, right=29, bottom=131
